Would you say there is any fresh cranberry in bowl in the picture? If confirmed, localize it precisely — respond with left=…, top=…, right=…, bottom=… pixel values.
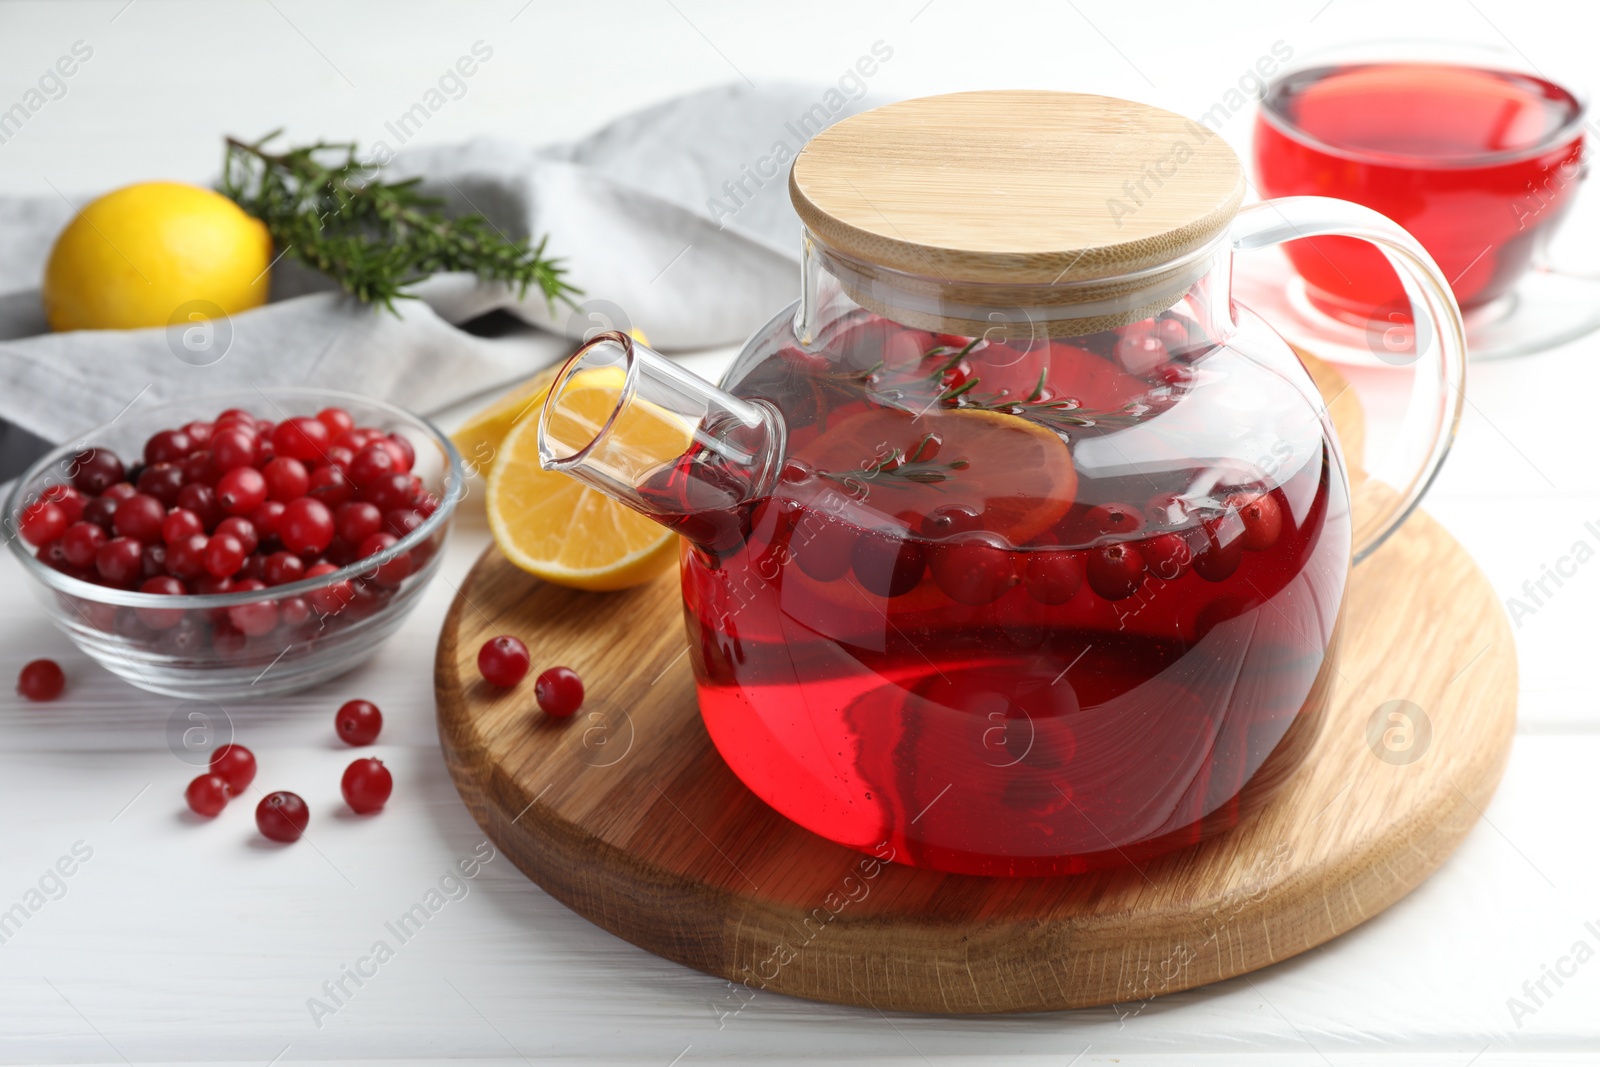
left=273, top=417, right=332, bottom=463
left=17, top=499, right=67, bottom=547
left=5, top=389, right=462, bottom=698
left=143, top=429, right=193, bottom=465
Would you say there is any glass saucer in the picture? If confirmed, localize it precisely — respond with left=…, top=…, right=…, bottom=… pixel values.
left=1234, top=246, right=1600, bottom=365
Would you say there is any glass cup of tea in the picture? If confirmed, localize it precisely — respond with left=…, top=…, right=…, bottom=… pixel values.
left=1243, top=41, right=1591, bottom=362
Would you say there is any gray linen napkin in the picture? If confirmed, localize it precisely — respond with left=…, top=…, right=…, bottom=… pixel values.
left=0, top=83, right=874, bottom=474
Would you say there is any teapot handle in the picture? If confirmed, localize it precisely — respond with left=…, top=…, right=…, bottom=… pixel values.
left=1230, top=197, right=1468, bottom=563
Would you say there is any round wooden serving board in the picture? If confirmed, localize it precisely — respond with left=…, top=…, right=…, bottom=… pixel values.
left=434, top=357, right=1512, bottom=1014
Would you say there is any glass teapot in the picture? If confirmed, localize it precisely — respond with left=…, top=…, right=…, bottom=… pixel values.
left=538, top=91, right=1466, bottom=876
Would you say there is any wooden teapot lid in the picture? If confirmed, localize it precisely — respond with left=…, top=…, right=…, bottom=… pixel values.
left=789, top=91, right=1246, bottom=334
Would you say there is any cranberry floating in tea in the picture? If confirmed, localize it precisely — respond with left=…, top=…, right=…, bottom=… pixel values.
left=538, top=91, right=1468, bottom=876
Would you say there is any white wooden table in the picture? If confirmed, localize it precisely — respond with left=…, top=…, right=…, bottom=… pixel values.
left=2, top=0, right=1597, bottom=1062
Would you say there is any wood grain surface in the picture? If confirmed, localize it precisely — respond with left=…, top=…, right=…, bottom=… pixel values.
left=789, top=91, right=1245, bottom=284
left=434, top=357, right=1512, bottom=1014
left=788, top=91, right=1247, bottom=335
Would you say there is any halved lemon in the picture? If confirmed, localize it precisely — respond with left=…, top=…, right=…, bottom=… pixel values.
left=452, top=330, right=651, bottom=479
left=801, top=405, right=1077, bottom=544
left=450, top=365, right=559, bottom=480
left=486, top=366, right=687, bottom=591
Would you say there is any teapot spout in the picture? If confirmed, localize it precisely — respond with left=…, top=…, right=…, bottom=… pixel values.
left=538, top=331, right=786, bottom=550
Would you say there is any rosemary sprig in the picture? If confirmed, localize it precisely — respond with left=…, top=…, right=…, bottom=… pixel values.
left=865, top=334, right=1153, bottom=434
left=820, top=433, right=969, bottom=494
left=922, top=337, right=984, bottom=403
left=220, top=132, right=581, bottom=312
left=953, top=367, right=1154, bottom=431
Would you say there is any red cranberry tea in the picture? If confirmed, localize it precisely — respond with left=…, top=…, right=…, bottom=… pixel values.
left=1255, top=61, right=1584, bottom=320
left=638, top=310, right=1349, bottom=876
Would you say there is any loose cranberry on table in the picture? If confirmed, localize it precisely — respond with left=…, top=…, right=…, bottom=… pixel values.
left=478, top=635, right=530, bottom=687
left=341, top=758, right=393, bottom=814
left=534, top=666, right=584, bottom=717
left=256, top=791, right=310, bottom=843
left=16, top=659, right=66, bottom=702
left=210, top=743, right=257, bottom=792
left=184, top=773, right=231, bottom=817
left=335, top=699, right=383, bottom=745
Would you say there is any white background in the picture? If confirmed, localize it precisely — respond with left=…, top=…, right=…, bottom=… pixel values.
left=0, top=0, right=1597, bottom=1063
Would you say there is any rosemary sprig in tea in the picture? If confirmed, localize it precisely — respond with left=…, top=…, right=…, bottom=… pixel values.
left=955, top=367, right=1154, bottom=431
left=820, top=433, right=969, bottom=494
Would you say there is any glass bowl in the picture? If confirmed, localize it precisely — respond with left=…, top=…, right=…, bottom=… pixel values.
left=3, top=388, right=464, bottom=698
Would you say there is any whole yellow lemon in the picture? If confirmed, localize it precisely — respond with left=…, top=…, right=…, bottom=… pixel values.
left=42, top=181, right=273, bottom=332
